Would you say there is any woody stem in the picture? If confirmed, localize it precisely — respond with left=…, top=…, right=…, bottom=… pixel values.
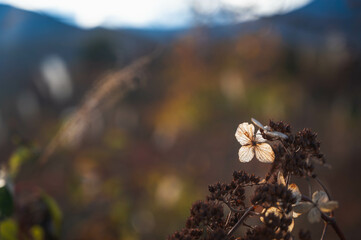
left=320, top=223, right=328, bottom=240
left=227, top=206, right=254, bottom=238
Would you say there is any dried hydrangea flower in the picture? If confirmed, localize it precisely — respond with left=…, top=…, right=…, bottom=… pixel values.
left=235, top=122, right=275, bottom=163
left=260, top=206, right=294, bottom=232
left=293, top=191, right=339, bottom=223
left=277, top=171, right=302, bottom=218
left=251, top=118, right=288, bottom=139
left=277, top=172, right=301, bottom=204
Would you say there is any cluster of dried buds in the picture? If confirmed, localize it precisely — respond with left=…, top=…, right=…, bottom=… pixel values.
left=168, top=118, right=344, bottom=240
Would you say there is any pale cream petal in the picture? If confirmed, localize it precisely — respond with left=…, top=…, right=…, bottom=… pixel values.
left=238, top=145, right=254, bottom=163
left=255, top=130, right=267, bottom=143
left=289, top=183, right=302, bottom=204
left=293, top=202, right=313, bottom=214
left=264, top=125, right=271, bottom=131
left=251, top=118, right=265, bottom=130
left=259, top=179, right=266, bottom=184
left=235, top=122, right=254, bottom=145
left=265, top=207, right=282, bottom=217
left=261, top=207, right=294, bottom=232
left=319, top=201, right=339, bottom=212
left=308, top=207, right=321, bottom=223
left=277, top=171, right=286, bottom=186
left=288, top=219, right=294, bottom=232
left=255, top=143, right=275, bottom=163
left=275, top=131, right=288, bottom=139
left=292, top=211, right=302, bottom=218
left=265, top=131, right=288, bottom=139
left=312, top=191, right=329, bottom=204
left=260, top=207, right=281, bottom=223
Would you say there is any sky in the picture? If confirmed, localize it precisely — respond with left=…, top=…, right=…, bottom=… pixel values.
left=0, top=0, right=311, bottom=28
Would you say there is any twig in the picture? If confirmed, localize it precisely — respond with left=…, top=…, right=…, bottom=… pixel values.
left=306, top=177, right=312, bottom=197
left=243, top=222, right=255, bottom=230
left=320, top=223, right=328, bottom=240
left=222, top=199, right=244, bottom=213
left=242, top=182, right=268, bottom=187
left=313, top=176, right=332, bottom=200
left=222, top=200, right=259, bottom=216
left=313, top=175, right=334, bottom=217
left=277, top=139, right=292, bottom=157
left=225, top=211, right=232, bottom=227
left=227, top=206, right=254, bottom=238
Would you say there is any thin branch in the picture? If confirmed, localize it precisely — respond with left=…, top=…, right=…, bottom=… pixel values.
left=225, top=211, right=232, bottom=227
left=277, top=139, right=292, bottom=157
left=222, top=199, right=244, bottom=213
left=286, top=175, right=291, bottom=186
left=320, top=223, right=328, bottom=240
left=313, top=176, right=332, bottom=200
left=242, top=222, right=255, bottom=230
left=227, top=206, right=254, bottom=238
left=306, top=177, right=312, bottom=197
left=222, top=199, right=259, bottom=215
left=242, top=182, right=268, bottom=187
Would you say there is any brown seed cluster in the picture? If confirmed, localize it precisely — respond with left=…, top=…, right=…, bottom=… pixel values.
left=251, top=183, right=296, bottom=213
left=168, top=201, right=229, bottom=240
left=265, top=121, right=325, bottom=180
left=167, top=120, right=340, bottom=240
left=168, top=171, right=263, bottom=240
left=299, top=230, right=312, bottom=240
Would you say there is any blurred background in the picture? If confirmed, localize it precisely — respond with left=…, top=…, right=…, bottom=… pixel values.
left=0, top=0, right=360, bottom=239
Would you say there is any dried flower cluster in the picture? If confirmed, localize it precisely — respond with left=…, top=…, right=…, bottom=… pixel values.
left=168, top=118, right=345, bottom=240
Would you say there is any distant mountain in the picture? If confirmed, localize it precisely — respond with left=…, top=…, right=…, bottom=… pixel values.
left=0, top=4, right=167, bottom=104
left=0, top=0, right=360, bottom=109
left=287, top=0, right=359, bottom=19
left=263, top=0, right=361, bottom=48
left=0, top=4, right=82, bottom=47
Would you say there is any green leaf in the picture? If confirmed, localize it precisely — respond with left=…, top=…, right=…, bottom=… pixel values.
left=9, top=146, right=38, bottom=178
left=0, top=186, right=13, bottom=220
left=0, top=219, right=18, bottom=240
left=42, top=194, right=62, bottom=236
left=30, top=225, right=44, bottom=240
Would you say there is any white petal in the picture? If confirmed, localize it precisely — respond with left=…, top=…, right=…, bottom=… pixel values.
left=238, top=145, right=254, bottom=163
left=261, top=207, right=294, bottom=232
left=255, top=143, right=275, bottom=163
left=235, top=123, right=254, bottom=145
left=264, top=125, right=271, bottom=131
left=264, top=207, right=282, bottom=217
left=255, top=130, right=267, bottom=143
left=292, top=211, right=301, bottom=218
left=308, top=207, right=321, bottom=223
left=319, top=201, right=339, bottom=212
left=293, top=202, right=313, bottom=214
left=312, top=191, right=329, bottom=204
left=260, top=207, right=281, bottom=223
left=265, top=131, right=288, bottom=139
left=251, top=118, right=265, bottom=129
left=277, top=171, right=286, bottom=186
